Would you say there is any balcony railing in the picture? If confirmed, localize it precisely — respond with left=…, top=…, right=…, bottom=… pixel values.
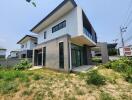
left=83, top=27, right=97, bottom=43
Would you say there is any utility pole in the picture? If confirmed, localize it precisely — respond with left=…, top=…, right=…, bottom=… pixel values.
left=120, top=26, right=127, bottom=56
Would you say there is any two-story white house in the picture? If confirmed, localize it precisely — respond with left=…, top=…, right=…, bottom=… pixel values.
left=0, top=48, right=6, bottom=59
left=31, top=0, right=97, bottom=72
left=17, top=35, right=37, bottom=58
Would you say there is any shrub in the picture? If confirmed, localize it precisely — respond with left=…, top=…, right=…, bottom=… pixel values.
left=92, top=57, right=102, bottom=64
left=103, top=57, right=132, bottom=83
left=100, top=92, right=114, bottom=100
left=104, top=57, right=132, bottom=72
left=14, top=59, right=32, bottom=70
left=124, top=75, right=132, bottom=83
left=22, top=90, right=32, bottom=96
left=0, top=70, right=25, bottom=81
left=124, top=66, right=132, bottom=83
left=0, top=81, right=18, bottom=94
left=33, top=74, right=43, bottom=80
left=86, top=70, right=106, bottom=86
left=104, top=61, right=112, bottom=69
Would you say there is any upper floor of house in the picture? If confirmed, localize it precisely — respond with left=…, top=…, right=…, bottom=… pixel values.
left=17, top=35, right=37, bottom=51
left=31, top=0, right=97, bottom=46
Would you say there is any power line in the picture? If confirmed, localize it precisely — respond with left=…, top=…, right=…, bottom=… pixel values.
left=126, top=18, right=132, bottom=27
left=121, top=0, right=132, bottom=26
left=124, top=27, right=132, bottom=43
left=124, top=35, right=132, bottom=43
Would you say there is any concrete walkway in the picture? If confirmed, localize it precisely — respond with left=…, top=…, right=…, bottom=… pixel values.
left=72, top=65, right=94, bottom=73
left=29, top=66, right=43, bottom=70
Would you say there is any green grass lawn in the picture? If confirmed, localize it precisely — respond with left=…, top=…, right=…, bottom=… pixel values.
left=0, top=67, right=131, bottom=100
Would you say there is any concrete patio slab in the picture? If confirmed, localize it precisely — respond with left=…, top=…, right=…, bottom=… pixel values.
left=29, top=66, right=43, bottom=70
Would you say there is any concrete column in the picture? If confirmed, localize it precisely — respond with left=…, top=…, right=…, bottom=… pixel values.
left=98, top=42, right=109, bottom=63
left=69, top=41, right=72, bottom=71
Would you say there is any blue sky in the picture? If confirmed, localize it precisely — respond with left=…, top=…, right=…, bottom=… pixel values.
left=0, top=0, right=132, bottom=56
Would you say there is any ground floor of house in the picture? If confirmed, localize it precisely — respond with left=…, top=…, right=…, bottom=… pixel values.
left=33, top=34, right=95, bottom=72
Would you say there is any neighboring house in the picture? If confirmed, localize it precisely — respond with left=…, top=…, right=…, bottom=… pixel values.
left=0, top=48, right=6, bottom=59
left=31, top=0, right=97, bottom=72
left=119, top=45, right=132, bottom=56
left=17, top=35, right=37, bottom=58
left=8, top=50, right=19, bottom=59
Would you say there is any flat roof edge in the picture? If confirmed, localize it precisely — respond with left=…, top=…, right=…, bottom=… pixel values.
left=30, top=0, right=77, bottom=32
left=17, top=35, right=37, bottom=44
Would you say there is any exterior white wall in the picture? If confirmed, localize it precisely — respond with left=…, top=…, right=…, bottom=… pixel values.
left=119, top=48, right=124, bottom=56
left=20, top=39, right=37, bottom=51
left=76, top=6, right=83, bottom=35
left=0, top=50, right=6, bottom=56
left=37, top=7, right=82, bottom=44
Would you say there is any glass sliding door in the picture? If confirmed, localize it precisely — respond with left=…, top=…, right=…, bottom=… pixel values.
left=71, top=44, right=83, bottom=68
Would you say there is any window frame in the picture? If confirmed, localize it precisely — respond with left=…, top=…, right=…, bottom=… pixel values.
left=44, top=31, right=47, bottom=39
left=59, top=42, right=64, bottom=69
left=52, top=20, right=66, bottom=33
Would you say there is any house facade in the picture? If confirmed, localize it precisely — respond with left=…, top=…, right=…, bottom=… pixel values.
left=0, top=48, right=6, bottom=59
left=31, top=0, right=97, bottom=72
left=119, top=46, right=132, bottom=56
left=17, top=35, right=37, bottom=58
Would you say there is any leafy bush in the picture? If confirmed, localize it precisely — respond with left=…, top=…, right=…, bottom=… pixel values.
left=104, top=57, right=132, bottom=72
left=100, top=92, right=114, bottom=100
left=0, top=81, right=18, bottom=94
left=124, top=66, right=132, bottom=83
left=86, top=70, right=106, bottom=86
left=14, top=59, right=32, bottom=70
left=124, top=75, right=132, bottom=83
left=92, top=57, right=102, bottom=64
left=33, top=74, right=43, bottom=80
left=103, top=57, right=132, bottom=83
left=0, top=70, right=26, bottom=81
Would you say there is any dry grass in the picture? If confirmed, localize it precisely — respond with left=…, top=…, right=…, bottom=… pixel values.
left=0, top=68, right=131, bottom=100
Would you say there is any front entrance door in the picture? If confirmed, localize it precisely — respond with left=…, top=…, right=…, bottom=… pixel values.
left=37, top=53, right=42, bottom=66
left=71, top=49, right=82, bottom=67
left=71, top=44, right=83, bottom=67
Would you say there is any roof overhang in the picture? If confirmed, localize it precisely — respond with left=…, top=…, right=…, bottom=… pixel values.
left=30, top=0, right=77, bottom=33
left=17, top=35, right=37, bottom=44
left=71, top=35, right=96, bottom=46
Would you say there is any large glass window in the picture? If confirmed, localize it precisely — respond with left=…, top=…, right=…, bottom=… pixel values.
left=43, top=47, right=46, bottom=66
left=44, top=31, right=47, bottom=39
left=59, top=42, right=64, bottom=69
left=52, top=20, right=66, bottom=33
